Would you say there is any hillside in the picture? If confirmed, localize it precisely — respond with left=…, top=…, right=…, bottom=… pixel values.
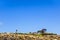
left=0, top=29, right=59, bottom=40
left=0, top=33, right=60, bottom=40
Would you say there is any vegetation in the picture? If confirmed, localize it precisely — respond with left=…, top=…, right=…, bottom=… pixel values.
left=37, top=28, right=47, bottom=33
left=0, top=29, right=59, bottom=40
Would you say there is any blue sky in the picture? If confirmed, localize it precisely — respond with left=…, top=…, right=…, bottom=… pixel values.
left=0, top=0, right=60, bottom=34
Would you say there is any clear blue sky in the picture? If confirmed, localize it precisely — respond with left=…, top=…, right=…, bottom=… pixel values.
left=0, top=0, right=60, bottom=34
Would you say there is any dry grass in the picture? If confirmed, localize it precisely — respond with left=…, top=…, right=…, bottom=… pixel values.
left=0, top=33, right=60, bottom=40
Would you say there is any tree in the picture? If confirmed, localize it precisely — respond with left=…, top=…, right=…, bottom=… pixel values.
left=37, top=28, right=47, bottom=36
left=37, top=28, right=47, bottom=34
left=15, top=29, right=18, bottom=34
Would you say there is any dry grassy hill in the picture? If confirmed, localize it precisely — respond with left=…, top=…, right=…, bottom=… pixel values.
left=0, top=33, right=60, bottom=40
left=0, top=29, right=59, bottom=40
